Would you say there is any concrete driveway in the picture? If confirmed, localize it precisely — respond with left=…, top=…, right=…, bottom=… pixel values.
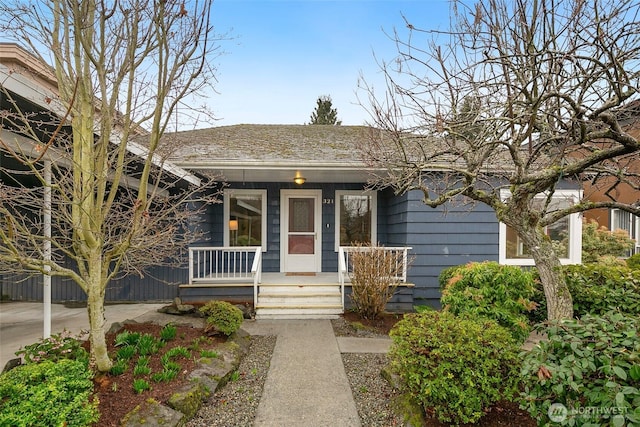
left=0, top=302, right=166, bottom=369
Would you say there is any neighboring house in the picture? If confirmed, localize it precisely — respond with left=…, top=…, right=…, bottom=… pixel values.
left=0, top=43, right=198, bottom=303
left=1, top=44, right=586, bottom=317
left=582, top=102, right=640, bottom=255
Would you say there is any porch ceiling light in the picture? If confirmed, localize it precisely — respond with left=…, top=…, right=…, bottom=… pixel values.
left=293, top=173, right=306, bottom=185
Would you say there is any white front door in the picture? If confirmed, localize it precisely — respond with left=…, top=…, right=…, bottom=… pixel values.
left=281, top=190, right=322, bottom=272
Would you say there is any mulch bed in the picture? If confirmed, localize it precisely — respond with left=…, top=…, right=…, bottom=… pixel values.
left=86, top=322, right=223, bottom=427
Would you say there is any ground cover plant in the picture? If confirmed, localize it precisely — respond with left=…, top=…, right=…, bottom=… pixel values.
left=520, top=311, right=640, bottom=426
left=388, top=310, right=522, bottom=425
left=0, top=358, right=99, bottom=426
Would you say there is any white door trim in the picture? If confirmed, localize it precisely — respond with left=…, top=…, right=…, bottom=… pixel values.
left=280, top=189, right=322, bottom=272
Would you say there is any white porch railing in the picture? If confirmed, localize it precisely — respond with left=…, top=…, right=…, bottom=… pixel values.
left=189, top=246, right=262, bottom=284
left=251, top=248, right=262, bottom=309
left=337, top=245, right=412, bottom=310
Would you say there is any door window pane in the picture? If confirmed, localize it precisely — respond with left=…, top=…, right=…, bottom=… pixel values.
left=289, top=235, right=315, bottom=254
left=289, top=198, right=314, bottom=232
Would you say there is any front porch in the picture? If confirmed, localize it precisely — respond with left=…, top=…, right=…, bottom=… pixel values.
left=179, top=247, right=414, bottom=319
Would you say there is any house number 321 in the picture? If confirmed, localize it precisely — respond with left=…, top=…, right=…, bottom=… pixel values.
left=323, top=199, right=334, bottom=204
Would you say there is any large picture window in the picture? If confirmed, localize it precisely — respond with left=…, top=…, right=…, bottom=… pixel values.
left=499, top=190, right=582, bottom=265
left=335, top=190, right=377, bottom=250
left=224, top=189, right=267, bottom=249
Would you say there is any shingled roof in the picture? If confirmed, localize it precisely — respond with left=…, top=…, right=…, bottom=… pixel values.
left=163, top=124, right=374, bottom=167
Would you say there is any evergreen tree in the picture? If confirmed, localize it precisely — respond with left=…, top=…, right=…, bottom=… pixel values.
left=309, top=95, right=341, bottom=125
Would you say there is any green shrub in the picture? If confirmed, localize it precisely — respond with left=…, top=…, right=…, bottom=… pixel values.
left=627, top=253, right=640, bottom=270
left=0, top=359, right=99, bottom=426
left=520, top=312, right=640, bottom=426
left=582, top=219, right=635, bottom=264
left=438, top=265, right=463, bottom=290
left=199, top=300, right=244, bottom=336
left=16, top=329, right=87, bottom=364
left=532, top=265, right=640, bottom=318
left=440, top=261, right=536, bottom=342
left=348, top=243, right=409, bottom=319
left=388, top=311, right=521, bottom=425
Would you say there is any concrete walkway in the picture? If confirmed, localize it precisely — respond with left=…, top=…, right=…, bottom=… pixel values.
left=243, top=319, right=369, bottom=427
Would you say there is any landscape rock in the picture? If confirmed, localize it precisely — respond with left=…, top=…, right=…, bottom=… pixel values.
left=2, top=357, right=21, bottom=374
left=168, top=383, right=206, bottom=418
left=121, top=398, right=185, bottom=427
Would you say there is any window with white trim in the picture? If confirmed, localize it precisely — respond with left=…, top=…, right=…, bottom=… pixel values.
left=499, top=190, right=582, bottom=265
left=335, top=190, right=377, bottom=250
left=610, top=209, right=640, bottom=256
left=224, top=189, right=267, bottom=249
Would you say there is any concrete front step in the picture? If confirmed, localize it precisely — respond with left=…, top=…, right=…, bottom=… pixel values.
left=259, top=296, right=342, bottom=305
left=255, top=283, right=344, bottom=319
left=255, top=307, right=343, bottom=320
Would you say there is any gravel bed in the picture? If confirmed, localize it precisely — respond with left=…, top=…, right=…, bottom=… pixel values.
left=342, top=353, right=404, bottom=427
left=186, top=335, right=276, bottom=427
left=188, top=321, right=404, bottom=426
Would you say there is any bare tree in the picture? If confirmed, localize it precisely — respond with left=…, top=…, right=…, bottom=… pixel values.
left=360, top=0, right=640, bottom=320
left=0, top=0, right=226, bottom=371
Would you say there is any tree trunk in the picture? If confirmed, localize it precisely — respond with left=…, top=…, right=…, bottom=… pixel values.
left=517, top=225, right=574, bottom=320
left=86, top=267, right=111, bottom=372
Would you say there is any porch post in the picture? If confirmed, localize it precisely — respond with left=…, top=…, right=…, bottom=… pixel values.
left=43, top=160, right=51, bottom=338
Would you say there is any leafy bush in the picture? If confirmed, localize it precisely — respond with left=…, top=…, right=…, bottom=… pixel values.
left=199, top=300, right=244, bottom=336
left=348, top=243, right=410, bottom=319
left=440, top=261, right=536, bottom=342
left=582, top=219, right=635, bottom=264
left=566, top=265, right=640, bottom=316
left=520, top=312, right=640, bottom=426
left=388, top=311, right=521, bottom=425
left=16, top=329, right=87, bottom=364
left=627, top=253, right=640, bottom=270
left=532, top=265, right=640, bottom=319
left=0, top=359, right=99, bottom=426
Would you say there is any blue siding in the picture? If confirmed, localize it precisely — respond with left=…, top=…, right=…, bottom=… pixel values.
left=2, top=180, right=504, bottom=307
left=1, top=265, right=184, bottom=302
left=403, top=189, right=499, bottom=307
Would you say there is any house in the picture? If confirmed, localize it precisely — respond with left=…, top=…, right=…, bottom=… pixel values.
left=582, top=102, right=640, bottom=255
left=0, top=43, right=200, bottom=303
left=153, top=124, right=583, bottom=318
left=1, top=44, right=586, bottom=317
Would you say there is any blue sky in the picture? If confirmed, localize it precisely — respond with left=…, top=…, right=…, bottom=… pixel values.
left=208, top=0, right=454, bottom=126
